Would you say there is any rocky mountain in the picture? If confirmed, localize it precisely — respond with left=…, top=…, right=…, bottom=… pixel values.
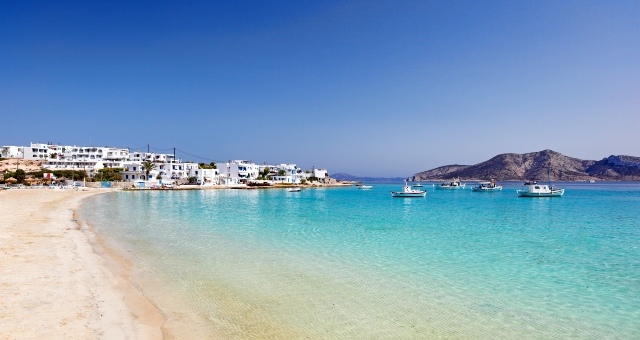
left=412, top=150, right=640, bottom=181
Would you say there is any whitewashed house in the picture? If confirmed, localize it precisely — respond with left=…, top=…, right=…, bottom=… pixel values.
left=232, top=160, right=259, bottom=181
left=43, top=145, right=130, bottom=177
left=120, top=162, right=148, bottom=181
left=129, top=152, right=176, bottom=164
left=215, top=160, right=259, bottom=185
left=23, top=143, right=53, bottom=160
left=273, top=163, right=305, bottom=184
left=312, top=168, right=329, bottom=183
left=188, top=167, right=219, bottom=185
left=1, top=146, right=24, bottom=158
left=217, top=162, right=240, bottom=185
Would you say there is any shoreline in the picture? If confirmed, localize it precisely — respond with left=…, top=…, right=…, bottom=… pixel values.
left=0, top=188, right=164, bottom=339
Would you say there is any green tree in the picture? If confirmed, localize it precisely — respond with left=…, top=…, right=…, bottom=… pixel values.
left=261, top=167, right=271, bottom=178
left=142, top=161, right=156, bottom=180
left=14, top=169, right=26, bottom=184
left=277, top=169, right=286, bottom=177
left=198, top=162, right=217, bottom=169
left=94, top=168, right=123, bottom=181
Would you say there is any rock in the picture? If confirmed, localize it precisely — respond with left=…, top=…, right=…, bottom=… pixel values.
left=413, top=150, right=640, bottom=181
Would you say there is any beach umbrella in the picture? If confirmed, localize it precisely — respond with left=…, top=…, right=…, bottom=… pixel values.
left=5, top=177, right=17, bottom=183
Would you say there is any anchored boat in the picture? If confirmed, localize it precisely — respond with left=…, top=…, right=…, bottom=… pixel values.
left=517, top=165, right=564, bottom=197
left=517, top=181, right=564, bottom=197
left=391, top=181, right=426, bottom=197
left=472, top=179, right=502, bottom=192
left=434, top=177, right=465, bottom=190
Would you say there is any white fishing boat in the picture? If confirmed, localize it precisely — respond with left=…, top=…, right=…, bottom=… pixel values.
left=517, top=181, right=564, bottom=197
left=391, top=181, right=426, bottom=197
left=471, top=179, right=502, bottom=192
left=433, top=177, right=465, bottom=190
left=517, top=165, right=564, bottom=197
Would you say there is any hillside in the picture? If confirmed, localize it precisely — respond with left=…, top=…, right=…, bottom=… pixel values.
left=0, top=159, right=45, bottom=173
left=412, top=150, right=640, bottom=181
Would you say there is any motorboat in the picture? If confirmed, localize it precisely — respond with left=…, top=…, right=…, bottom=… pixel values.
left=434, top=177, right=465, bottom=190
left=472, top=179, right=502, bottom=192
left=286, top=187, right=301, bottom=192
left=358, top=185, right=373, bottom=189
left=517, top=164, right=565, bottom=197
left=517, top=181, right=564, bottom=197
left=412, top=182, right=423, bottom=188
left=391, top=181, right=426, bottom=197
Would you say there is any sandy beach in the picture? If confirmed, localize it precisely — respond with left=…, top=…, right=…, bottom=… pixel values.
left=0, top=188, right=163, bottom=339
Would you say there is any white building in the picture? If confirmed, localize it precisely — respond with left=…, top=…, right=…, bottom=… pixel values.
left=312, top=168, right=328, bottom=182
left=1, top=146, right=24, bottom=158
left=129, top=152, right=176, bottom=164
left=187, top=167, right=219, bottom=185
left=215, top=160, right=260, bottom=184
left=120, top=161, right=199, bottom=183
left=23, top=143, right=53, bottom=160
left=42, top=145, right=130, bottom=177
left=217, top=162, right=240, bottom=185
left=273, top=163, right=305, bottom=184
left=232, top=160, right=259, bottom=181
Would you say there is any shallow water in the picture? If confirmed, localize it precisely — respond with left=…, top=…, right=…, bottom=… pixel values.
left=79, top=182, right=640, bottom=339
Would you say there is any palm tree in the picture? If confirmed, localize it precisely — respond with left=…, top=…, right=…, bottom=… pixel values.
left=142, top=161, right=156, bottom=181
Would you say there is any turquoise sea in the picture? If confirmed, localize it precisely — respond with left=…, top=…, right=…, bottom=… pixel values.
left=79, top=182, right=640, bottom=339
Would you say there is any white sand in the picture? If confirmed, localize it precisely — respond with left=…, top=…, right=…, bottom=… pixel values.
left=0, top=188, right=164, bottom=339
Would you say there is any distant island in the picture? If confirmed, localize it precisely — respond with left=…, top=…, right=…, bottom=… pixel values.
left=411, top=150, right=640, bottom=181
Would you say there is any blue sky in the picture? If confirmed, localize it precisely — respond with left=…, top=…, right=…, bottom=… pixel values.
left=1, top=1, right=638, bottom=177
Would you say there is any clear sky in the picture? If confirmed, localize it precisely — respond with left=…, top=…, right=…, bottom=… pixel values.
left=1, top=1, right=638, bottom=177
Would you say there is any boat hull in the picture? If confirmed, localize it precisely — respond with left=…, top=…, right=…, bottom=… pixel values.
left=517, top=189, right=564, bottom=197
left=472, top=187, right=502, bottom=192
left=391, top=191, right=426, bottom=197
left=434, top=185, right=465, bottom=190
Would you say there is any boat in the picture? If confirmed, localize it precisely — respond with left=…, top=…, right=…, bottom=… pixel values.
left=517, top=165, right=564, bottom=197
left=589, top=179, right=596, bottom=183
left=471, top=179, right=502, bottom=192
left=286, top=187, right=301, bottom=192
left=358, top=185, right=373, bottom=189
left=433, top=177, right=466, bottom=190
left=517, top=181, right=564, bottom=197
left=412, top=182, right=423, bottom=188
left=391, top=181, right=426, bottom=197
